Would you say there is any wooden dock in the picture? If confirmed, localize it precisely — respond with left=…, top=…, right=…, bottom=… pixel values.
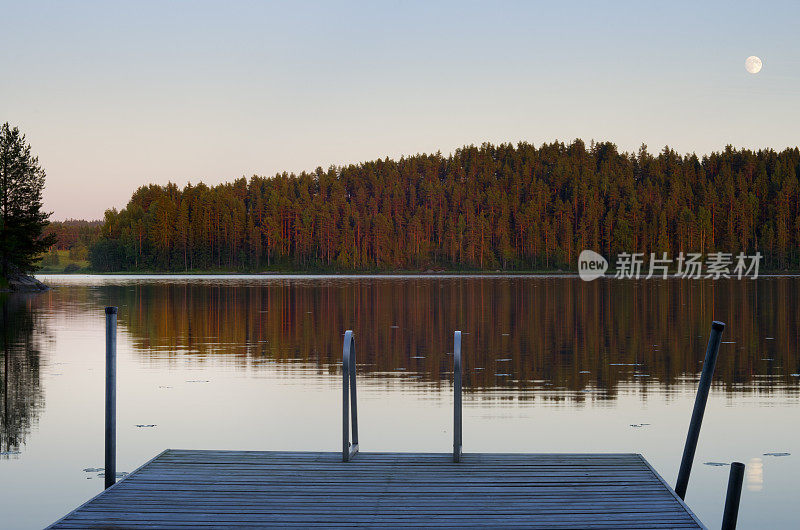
left=48, top=325, right=750, bottom=528
left=50, top=450, right=704, bottom=528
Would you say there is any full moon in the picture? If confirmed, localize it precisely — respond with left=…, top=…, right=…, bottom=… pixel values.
left=745, top=56, right=762, bottom=74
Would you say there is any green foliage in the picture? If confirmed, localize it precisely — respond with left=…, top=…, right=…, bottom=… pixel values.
left=0, top=123, right=56, bottom=275
left=63, top=263, right=80, bottom=273
left=89, top=238, right=127, bottom=272
left=89, top=140, right=800, bottom=272
left=68, top=243, right=89, bottom=262
left=41, top=248, right=60, bottom=267
left=36, top=249, right=91, bottom=273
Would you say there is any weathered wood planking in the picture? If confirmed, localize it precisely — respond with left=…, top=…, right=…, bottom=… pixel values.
left=50, top=451, right=704, bottom=528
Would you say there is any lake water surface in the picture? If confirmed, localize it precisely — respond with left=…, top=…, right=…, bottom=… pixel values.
left=1, top=275, right=798, bottom=528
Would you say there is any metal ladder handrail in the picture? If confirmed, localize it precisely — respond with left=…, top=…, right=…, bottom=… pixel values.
left=342, top=330, right=359, bottom=462
left=453, top=330, right=462, bottom=463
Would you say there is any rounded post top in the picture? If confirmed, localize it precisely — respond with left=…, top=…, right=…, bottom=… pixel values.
left=711, top=321, right=725, bottom=331
left=105, top=306, right=118, bottom=315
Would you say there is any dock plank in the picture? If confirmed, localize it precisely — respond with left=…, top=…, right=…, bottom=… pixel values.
left=50, top=451, right=704, bottom=528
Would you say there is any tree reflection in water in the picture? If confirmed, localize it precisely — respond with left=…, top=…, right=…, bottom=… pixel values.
left=2, top=276, right=800, bottom=455
left=1, top=294, right=46, bottom=455
left=87, top=277, right=800, bottom=399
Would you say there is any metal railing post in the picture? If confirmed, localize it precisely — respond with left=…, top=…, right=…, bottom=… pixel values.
left=348, top=334, right=358, bottom=454
left=675, top=320, right=725, bottom=499
left=342, top=330, right=359, bottom=462
left=453, top=330, right=462, bottom=463
left=104, top=307, right=117, bottom=489
left=721, top=462, right=745, bottom=530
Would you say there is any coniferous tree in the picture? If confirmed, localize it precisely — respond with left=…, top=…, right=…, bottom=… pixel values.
left=0, top=123, right=55, bottom=277
left=87, top=141, right=800, bottom=272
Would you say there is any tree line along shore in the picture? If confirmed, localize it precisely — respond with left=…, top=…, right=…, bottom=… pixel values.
left=47, top=140, right=800, bottom=274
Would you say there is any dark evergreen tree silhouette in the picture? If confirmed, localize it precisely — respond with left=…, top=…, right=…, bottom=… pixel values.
left=0, top=123, right=55, bottom=277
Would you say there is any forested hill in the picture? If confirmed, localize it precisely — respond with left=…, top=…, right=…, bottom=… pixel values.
left=89, top=140, right=800, bottom=272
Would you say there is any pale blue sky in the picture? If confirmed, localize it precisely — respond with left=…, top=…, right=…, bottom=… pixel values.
left=1, top=1, right=798, bottom=219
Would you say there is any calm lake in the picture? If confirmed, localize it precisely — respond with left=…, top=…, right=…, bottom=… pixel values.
left=1, top=275, right=798, bottom=528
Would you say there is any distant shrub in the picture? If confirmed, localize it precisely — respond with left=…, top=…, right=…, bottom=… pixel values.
left=41, top=249, right=60, bottom=267
left=63, top=263, right=80, bottom=273
left=89, top=239, right=126, bottom=271
left=69, top=244, right=89, bottom=262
